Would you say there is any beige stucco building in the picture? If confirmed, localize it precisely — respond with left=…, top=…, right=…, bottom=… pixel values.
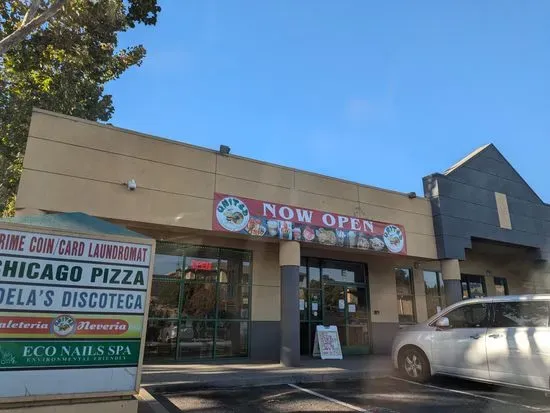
left=14, top=109, right=550, bottom=364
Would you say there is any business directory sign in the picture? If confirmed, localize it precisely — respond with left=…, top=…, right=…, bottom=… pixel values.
left=0, top=227, right=153, bottom=401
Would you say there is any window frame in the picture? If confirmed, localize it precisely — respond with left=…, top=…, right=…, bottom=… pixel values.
left=147, top=243, right=252, bottom=361
left=423, top=270, right=445, bottom=317
left=395, top=267, right=416, bottom=325
left=493, top=277, right=509, bottom=296
left=461, top=274, right=487, bottom=299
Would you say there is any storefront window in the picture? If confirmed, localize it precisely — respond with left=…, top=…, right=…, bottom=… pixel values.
left=395, top=268, right=416, bottom=324
left=299, top=288, right=308, bottom=321
left=177, top=320, right=215, bottom=359
left=215, top=321, right=248, bottom=357
left=184, top=256, right=218, bottom=282
left=218, top=284, right=249, bottom=319
left=182, top=283, right=217, bottom=318
left=153, top=254, right=183, bottom=277
left=461, top=274, right=487, bottom=299
left=220, top=249, right=249, bottom=284
left=346, top=286, right=369, bottom=322
left=494, top=277, right=509, bottom=296
left=308, top=258, right=321, bottom=289
left=309, top=290, right=322, bottom=322
left=242, top=261, right=251, bottom=285
left=299, top=262, right=307, bottom=289
left=149, top=279, right=180, bottom=318
left=145, top=243, right=251, bottom=361
left=424, top=270, right=445, bottom=317
left=322, top=260, right=365, bottom=284
left=145, top=319, right=178, bottom=361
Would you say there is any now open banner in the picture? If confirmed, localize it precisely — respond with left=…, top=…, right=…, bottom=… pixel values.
left=0, top=227, right=153, bottom=402
left=213, top=193, right=407, bottom=255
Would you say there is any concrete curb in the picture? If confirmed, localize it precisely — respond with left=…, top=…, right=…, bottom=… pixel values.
left=137, top=388, right=170, bottom=413
left=142, top=370, right=391, bottom=394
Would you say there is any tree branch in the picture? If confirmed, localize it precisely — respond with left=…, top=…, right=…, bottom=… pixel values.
left=0, top=0, right=67, bottom=56
left=21, top=0, right=41, bottom=26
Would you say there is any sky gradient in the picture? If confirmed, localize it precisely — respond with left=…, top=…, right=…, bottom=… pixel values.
left=106, top=0, right=550, bottom=201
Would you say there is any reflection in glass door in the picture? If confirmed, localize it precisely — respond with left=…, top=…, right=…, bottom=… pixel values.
left=345, top=286, right=370, bottom=350
left=322, top=284, right=370, bottom=352
left=322, top=284, right=346, bottom=349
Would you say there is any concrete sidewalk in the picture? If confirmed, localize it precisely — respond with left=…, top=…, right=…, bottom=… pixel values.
left=141, top=355, right=393, bottom=393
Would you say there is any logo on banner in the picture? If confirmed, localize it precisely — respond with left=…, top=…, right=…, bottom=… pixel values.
left=216, top=197, right=250, bottom=232
left=51, top=314, right=76, bottom=337
left=383, top=225, right=404, bottom=253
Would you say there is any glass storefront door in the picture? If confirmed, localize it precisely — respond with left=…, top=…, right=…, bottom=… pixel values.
left=145, top=243, right=251, bottom=362
left=345, top=286, right=370, bottom=351
left=300, top=257, right=370, bottom=356
left=322, top=284, right=370, bottom=353
left=322, top=284, right=347, bottom=348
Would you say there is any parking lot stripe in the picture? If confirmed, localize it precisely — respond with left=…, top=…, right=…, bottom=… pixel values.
left=390, top=376, right=549, bottom=411
left=288, top=383, right=369, bottom=412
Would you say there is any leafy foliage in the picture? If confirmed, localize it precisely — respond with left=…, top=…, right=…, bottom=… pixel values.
left=0, top=0, right=160, bottom=216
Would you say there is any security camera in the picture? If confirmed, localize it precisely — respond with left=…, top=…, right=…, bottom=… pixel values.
left=127, top=179, right=137, bottom=191
left=219, top=145, right=231, bottom=155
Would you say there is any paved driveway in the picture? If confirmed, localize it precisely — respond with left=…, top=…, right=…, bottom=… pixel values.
left=149, top=376, right=550, bottom=413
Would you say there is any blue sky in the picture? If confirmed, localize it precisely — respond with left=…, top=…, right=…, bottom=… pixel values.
left=106, top=0, right=550, bottom=201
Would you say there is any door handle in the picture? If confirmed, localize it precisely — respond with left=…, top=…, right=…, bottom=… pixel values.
left=488, top=334, right=502, bottom=339
left=469, top=334, right=481, bottom=340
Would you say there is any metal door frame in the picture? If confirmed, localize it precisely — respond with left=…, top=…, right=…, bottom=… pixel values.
left=300, top=256, right=372, bottom=355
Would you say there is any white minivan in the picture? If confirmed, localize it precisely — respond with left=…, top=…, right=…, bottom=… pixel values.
left=392, top=294, right=550, bottom=391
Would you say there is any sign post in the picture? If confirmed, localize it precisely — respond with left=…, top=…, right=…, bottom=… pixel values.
left=312, top=325, right=343, bottom=360
left=0, top=221, right=155, bottom=413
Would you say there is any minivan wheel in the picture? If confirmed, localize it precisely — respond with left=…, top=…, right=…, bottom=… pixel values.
left=399, top=347, right=431, bottom=382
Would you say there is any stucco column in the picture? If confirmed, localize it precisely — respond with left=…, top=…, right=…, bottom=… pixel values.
left=279, top=240, right=300, bottom=367
left=441, top=259, right=463, bottom=305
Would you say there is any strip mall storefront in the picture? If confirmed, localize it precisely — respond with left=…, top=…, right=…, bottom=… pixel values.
left=13, top=109, right=550, bottom=365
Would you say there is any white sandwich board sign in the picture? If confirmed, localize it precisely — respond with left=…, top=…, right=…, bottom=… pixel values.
left=312, top=325, right=343, bottom=360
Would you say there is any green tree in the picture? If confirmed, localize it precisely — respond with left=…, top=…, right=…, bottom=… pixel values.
left=0, top=1, right=67, bottom=56
left=0, top=0, right=161, bottom=216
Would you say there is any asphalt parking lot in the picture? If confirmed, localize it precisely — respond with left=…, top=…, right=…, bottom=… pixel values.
left=152, top=376, right=550, bottom=413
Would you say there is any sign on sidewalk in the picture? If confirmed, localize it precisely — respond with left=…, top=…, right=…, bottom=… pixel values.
left=312, top=325, right=343, bottom=360
left=0, top=223, right=155, bottom=404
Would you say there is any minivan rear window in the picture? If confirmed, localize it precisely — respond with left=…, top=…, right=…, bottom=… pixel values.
left=493, top=301, right=550, bottom=328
